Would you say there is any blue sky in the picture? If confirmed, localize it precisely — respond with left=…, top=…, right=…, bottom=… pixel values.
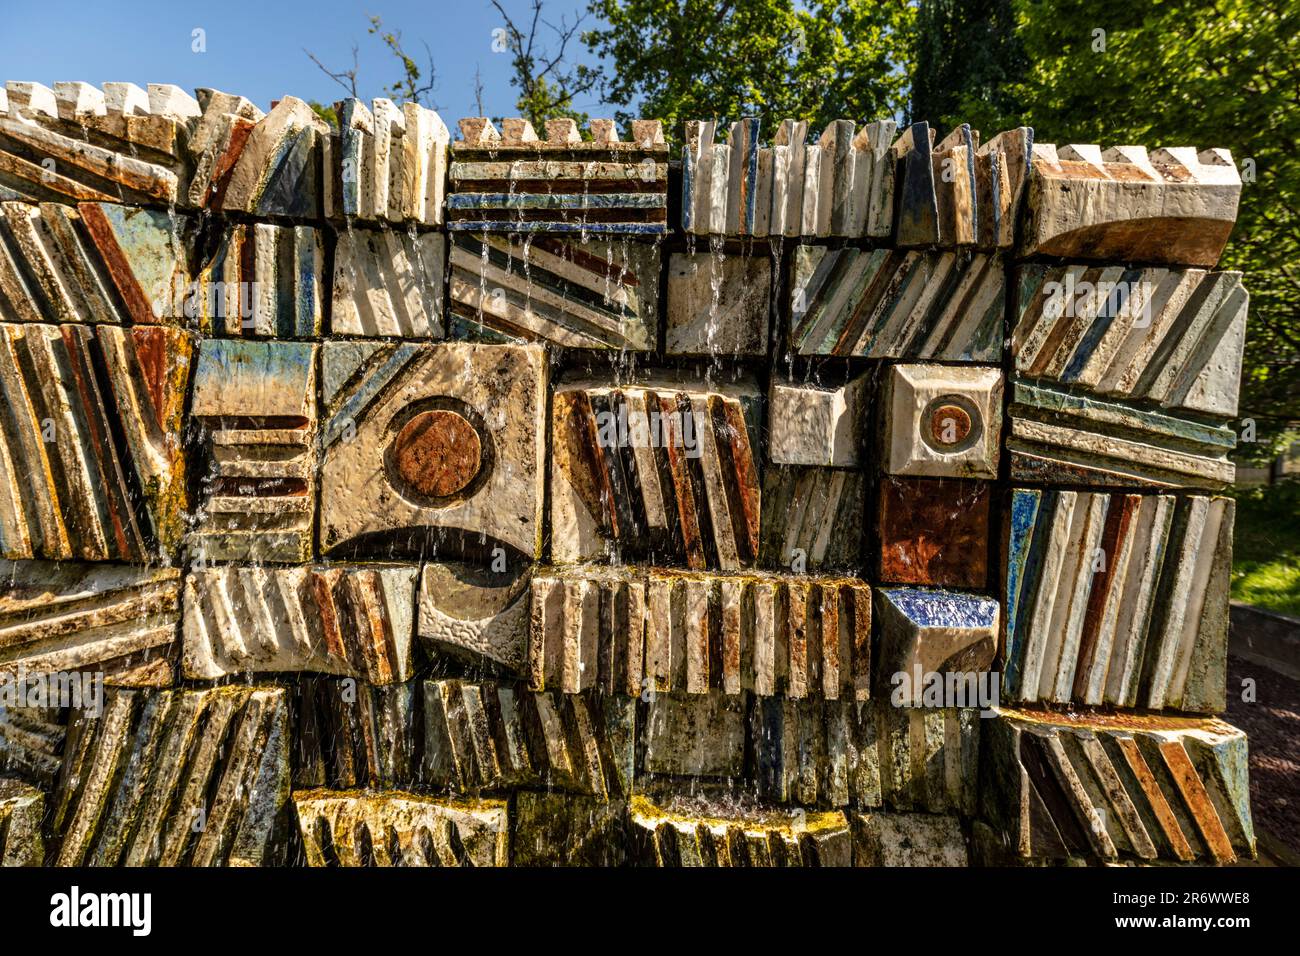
left=0, top=0, right=609, bottom=119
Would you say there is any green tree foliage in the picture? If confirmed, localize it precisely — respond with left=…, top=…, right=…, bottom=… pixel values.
left=583, top=0, right=916, bottom=146
left=910, top=0, right=1026, bottom=133
left=912, top=0, right=1300, bottom=459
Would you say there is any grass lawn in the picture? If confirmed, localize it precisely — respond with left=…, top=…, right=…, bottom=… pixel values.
left=1231, top=479, right=1300, bottom=618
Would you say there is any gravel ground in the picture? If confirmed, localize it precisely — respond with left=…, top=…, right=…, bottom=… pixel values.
left=1226, top=655, right=1300, bottom=862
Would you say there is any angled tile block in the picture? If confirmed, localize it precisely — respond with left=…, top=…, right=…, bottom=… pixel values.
left=1013, top=264, right=1248, bottom=418
left=1022, top=143, right=1241, bottom=267
left=883, top=364, right=1002, bottom=479
left=192, top=223, right=324, bottom=336
left=1002, top=489, right=1232, bottom=713
left=851, top=812, right=968, bottom=866
left=319, top=341, right=547, bottom=560
left=448, top=233, right=657, bottom=349
left=893, top=122, right=994, bottom=248
left=1007, top=378, right=1236, bottom=489
left=0, top=560, right=179, bottom=686
left=0, top=322, right=190, bottom=561
left=791, top=246, right=1004, bottom=360
left=331, top=98, right=449, bottom=226
left=974, top=127, right=1033, bottom=249
left=182, top=565, right=417, bottom=683
left=629, top=794, right=851, bottom=866
left=0, top=83, right=182, bottom=206
left=0, top=201, right=190, bottom=325
left=0, top=703, right=64, bottom=787
left=666, top=250, right=771, bottom=356
left=878, top=477, right=990, bottom=587
left=759, top=465, right=865, bottom=572
left=550, top=376, right=760, bottom=569
left=874, top=587, right=999, bottom=704
left=294, top=790, right=507, bottom=867
left=0, top=778, right=44, bottom=865
left=191, top=95, right=330, bottom=220
left=980, top=708, right=1254, bottom=864
left=422, top=679, right=634, bottom=800
left=768, top=373, right=869, bottom=467
left=448, top=116, right=667, bottom=235
left=291, top=676, right=417, bottom=790
left=50, top=685, right=291, bottom=866
left=418, top=561, right=530, bottom=673
left=331, top=227, right=445, bottom=337
left=188, top=339, right=317, bottom=564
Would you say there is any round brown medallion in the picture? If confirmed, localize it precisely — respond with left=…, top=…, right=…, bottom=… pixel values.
left=929, top=403, right=972, bottom=447
left=392, top=410, right=482, bottom=498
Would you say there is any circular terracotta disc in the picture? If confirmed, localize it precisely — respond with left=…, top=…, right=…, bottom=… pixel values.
left=392, top=410, right=482, bottom=498
left=929, top=404, right=972, bottom=447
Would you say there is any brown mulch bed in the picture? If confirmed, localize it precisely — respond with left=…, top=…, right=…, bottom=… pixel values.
left=1226, top=655, right=1300, bottom=861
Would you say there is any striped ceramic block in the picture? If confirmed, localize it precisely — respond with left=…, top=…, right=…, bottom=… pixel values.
left=790, top=245, right=1005, bottom=360
left=1007, top=377, right=1237, bottom=489
left=1013, top=264, right=1248, bottom=417
left=981, top=708, right=1253, bottom=864
left=447, top=232, right=657, bottom=349
left=447, top=117, right=667, bottom=235
left=1002, top=488, right=1232, bottom=713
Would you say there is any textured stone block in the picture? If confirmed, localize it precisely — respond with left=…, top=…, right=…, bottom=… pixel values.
left=759, top=465, right=865, bottom=572
left=0, top=322, right=190, bottom=561
left=331, top=227, right=444, bottom=337
left=448, top=117, right=667, bottom=235
left=768, top=373, right=869, bottom=467
left=665, top=251, right=771, bottom=356
left=791, top=246, right=1004, bottom=360
left=512, top=790, right=627, bottom=866
left=874, top=587, right=999, bottom=705
left=291, top=676, right=417, bottom=790
left=1008, top=378, right=1236, bottom=489
left=883, top=363, right=1002, bottom=479
left=188, top=339, right=317, bottom=564
left=980, top=708, right=1254, bottom=864
left=682, top=117, right=896, bottom=238
left=193, top=223, right=323, bottom=336
left=0, top=778, right=44, bottom=865
left=1003, top=488, right=1232, bottom=713
left=528, top=566, right=647, bottom=696
left=0, top=201, right=190, bottom=325
left=0, top=560, right=179, bottom=686
left=851, top=812, right=968, bottom=866
left=641, top=691, right=746, bottom=778
left=878, top=477, right=990, bottom=587
left=320, top=341, right=547, bottom=560
left=332, top=98, right=449, bottom=226
left=418, top=562, right=530, bottom=673
left=1022, top=144, right=1241, bottom=267
left=550, top=376, right=761, bottom=569
left=423, top=679, right=634, bottom=800
left=448, top=233, right=658, bottom=349
left=182, top=564, right=417, bottom=683
left=51, top=685, right=291, bottom=866
left=629, top=793, right=851, bottom=866
left=0, top=83, right=182, bottom=206
left=894, top=121, right=988, bottom=248
left=1013, top=264, right=1248, bottom=418
left=751, top=700, right=979, bottom=813
left=294, top=790, right=507, bottom=867
left=0, top=703, right=64, bottom=787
